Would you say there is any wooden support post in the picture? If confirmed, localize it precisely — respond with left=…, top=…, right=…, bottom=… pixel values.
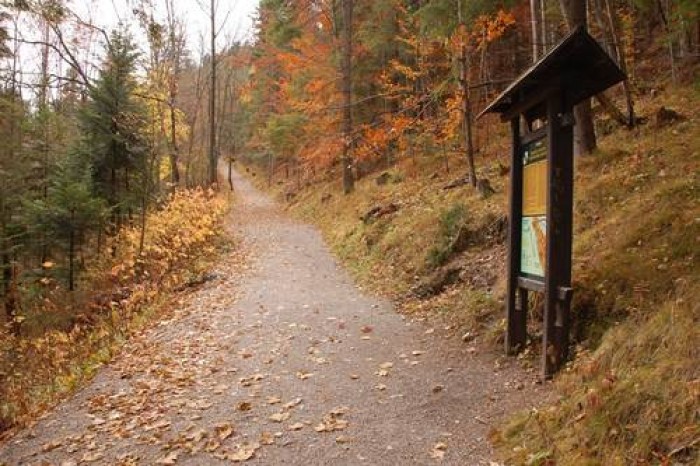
left=506, top=117, right=527, bottom=354
left=542, top=94, right=574, bottom=378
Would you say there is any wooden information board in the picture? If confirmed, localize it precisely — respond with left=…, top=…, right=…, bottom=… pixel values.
left=478, top=27, right=625, bottom=378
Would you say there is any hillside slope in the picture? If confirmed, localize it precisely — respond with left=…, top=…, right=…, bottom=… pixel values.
left=245, top=84, right=699, bottom=464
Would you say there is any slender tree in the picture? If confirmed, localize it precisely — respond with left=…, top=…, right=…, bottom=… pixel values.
left=208, top=0, right=218, bottom=186
left=559, top=0, right=596, bottom=155
left=341, top=0, right=355, bottom=194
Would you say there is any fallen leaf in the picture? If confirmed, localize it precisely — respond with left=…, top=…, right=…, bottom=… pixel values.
left=283, top=398, right=302, bottom=409
left=267, top=396, right=282, bottom=405
left=314, top=407, right=350, bottom=432
left=237, top=401, right=252, bottom=411
left=288, top=422, right=305, bottom=431
left=205, top=440, right=221, bottom=452
left=430, top=441, right=448, bottom=461
left=269, top=412, right=291, bottom=423
left=360, top=325, right=373, bottom=333
left=41, top=439, right=63, bottom=452
left=228, top=442, right=260, bottom=462
left=215, top=423, right=235, bottom=441
left=379, top=362, right=394, bottom=369
left=81, top=452, right=104, bottom=463
left=260, top=431, right=275, bottom=445
left=296, top=371, right=314, bottom=380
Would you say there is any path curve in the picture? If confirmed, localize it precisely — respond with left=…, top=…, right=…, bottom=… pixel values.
left=0, top=169, right=547, bottom=465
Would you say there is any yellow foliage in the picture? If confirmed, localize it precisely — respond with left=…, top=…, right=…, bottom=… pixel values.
left=0, top=188, right=230, bottom=434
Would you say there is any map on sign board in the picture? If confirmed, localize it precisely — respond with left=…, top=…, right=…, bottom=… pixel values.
left=521, top=137, right=547, bottom=278
left=521, top=216, right=546, bottom=277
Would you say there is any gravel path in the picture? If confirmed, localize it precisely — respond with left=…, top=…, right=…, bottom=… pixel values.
left=0, top=169, right=548, bottom=465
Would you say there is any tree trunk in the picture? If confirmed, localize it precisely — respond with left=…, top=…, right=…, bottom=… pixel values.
left=341, top=0, right=355, bottom=194
left=228, top=157, right=234, bottom=191
left=68, top=211, right=75, bottom=292
left=208, top=0, right=218, bottom=186
left=169, top=102, right=180, bottom=185
left=603, top=0, right=635, bottom=126
left=458, top=0, right=477, bottom=187
left=530, top=0, right=543, bottom=61
left=559, top=0, right=597, bottom=155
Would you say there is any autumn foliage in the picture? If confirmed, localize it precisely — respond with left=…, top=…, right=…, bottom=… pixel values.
left=0, top=188, right=229, bottom=435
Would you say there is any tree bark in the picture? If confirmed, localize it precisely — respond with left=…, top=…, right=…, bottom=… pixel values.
left=341, top=0, right=355, bottom=194
left=559, top=0, right=597, bottom=155
left=208, top=0, right=218, bottom=186
left=457, top=0, right=477, bottom=187
left=530, top=0, right=543, bottom=61
left=165, top=0, right=182, bottom=185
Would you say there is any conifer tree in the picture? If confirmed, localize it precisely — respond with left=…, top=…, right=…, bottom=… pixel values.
left=24, top=154, right=106, bottom=291
left=80, top=31, right=148, bottom=228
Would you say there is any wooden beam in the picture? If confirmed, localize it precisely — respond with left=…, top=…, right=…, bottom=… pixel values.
left=506, top=117, right=528, bottom=354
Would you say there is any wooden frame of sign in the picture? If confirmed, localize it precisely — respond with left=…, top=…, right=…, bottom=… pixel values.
left=479, top=27, right=625, bottom=378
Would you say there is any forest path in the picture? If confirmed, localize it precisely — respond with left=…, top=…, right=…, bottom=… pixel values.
left=0, top=168, right=547, bottom=466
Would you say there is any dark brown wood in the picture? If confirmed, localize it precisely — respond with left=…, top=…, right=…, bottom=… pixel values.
left=500, top=85, right=556, bottom=123
left=542, top=94, right=574, bottom=378
left=506, top=117, right=527, bottom=354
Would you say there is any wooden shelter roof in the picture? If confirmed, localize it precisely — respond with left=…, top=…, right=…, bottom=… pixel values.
left=479, top=27, right=625, bottom=118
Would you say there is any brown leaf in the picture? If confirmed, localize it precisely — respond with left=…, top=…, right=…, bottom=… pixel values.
left=41, top=439, right=63, bottom=452
left=205, top=440, right=221, bottom=452
left=282, top=398, right=302, bottom=410
left=430, top=442, right=448, bottom=461
left=260, top=431, right=275, bottom=445
left=81, top=452, right=105, bottom=463
left=215, top=422, right=235, bottom=441
left=156, top=451, right=179, bottom=464
left=237, top=401, right=252, bottom=411
left=288, top=422, right=305, bottom=431
left=269, top=411, right=291, bottom=423
left=228, top=442, right=260, bottom=462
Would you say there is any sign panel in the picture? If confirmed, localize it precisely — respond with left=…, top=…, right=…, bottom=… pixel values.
left=521, top=137, right=548, bottom=278
left=521, top=216, right=547, bottom=277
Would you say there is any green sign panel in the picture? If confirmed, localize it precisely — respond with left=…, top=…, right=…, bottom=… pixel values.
left=521, top=216, right=546, bottom=277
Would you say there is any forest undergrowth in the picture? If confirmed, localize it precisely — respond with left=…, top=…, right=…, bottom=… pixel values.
left=0, top=188, right=232, bottom=437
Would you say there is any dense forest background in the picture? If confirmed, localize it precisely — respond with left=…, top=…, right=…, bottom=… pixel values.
left=1, top=0, right=698, bottom=325
left=0, top=0, right=698, bottom=463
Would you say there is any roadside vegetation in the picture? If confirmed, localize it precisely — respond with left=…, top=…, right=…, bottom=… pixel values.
left=0, top=189, right=231, bottom=436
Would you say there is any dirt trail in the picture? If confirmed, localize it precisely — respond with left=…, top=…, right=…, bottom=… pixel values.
left=0, top=169, right=548, bottom=465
